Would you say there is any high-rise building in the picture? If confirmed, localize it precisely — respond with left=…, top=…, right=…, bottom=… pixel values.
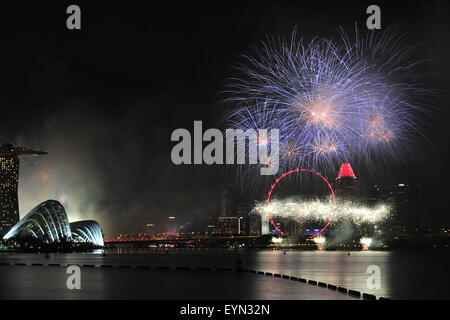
left=248, top=214, right=261, bottom=236
left=216, top=184, right=237, bottom=235
left=220, top=184, right=234, bottom=217
left=335, top=163, right=357, bottom=197
left=235, top=202, right=252, bottom=235
left=261, top=211, right=270, bottom=235
left=369, top=183, right=421, bottom=227
left=167, top=216, right=177, bottom=233
left=0, top=143, right=47, bottom=236
left=216, top=216, right=241, bottom=235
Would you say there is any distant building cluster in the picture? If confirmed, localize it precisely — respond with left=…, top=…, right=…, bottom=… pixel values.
left=137, top=163, right=436, bottom=245
left=266, top=163, right=426, bottom=240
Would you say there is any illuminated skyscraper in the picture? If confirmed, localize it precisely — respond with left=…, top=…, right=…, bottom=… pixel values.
left=0, top=143, right=47, bottom=236
left=216, top=184, right=237, bottom=235
left=335, top=163, right=357, bottom=197
left=219, top=184, right=234, bottom=217
left=261, top=211, right=270, bottom=235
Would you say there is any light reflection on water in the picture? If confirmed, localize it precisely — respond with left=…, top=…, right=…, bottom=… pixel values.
left=242, top=249, right=450, bottom=299
left=0, top=248, right=448, bottom=299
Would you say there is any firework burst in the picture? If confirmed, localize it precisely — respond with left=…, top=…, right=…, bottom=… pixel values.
left=222, top=27, right=432, bottom=189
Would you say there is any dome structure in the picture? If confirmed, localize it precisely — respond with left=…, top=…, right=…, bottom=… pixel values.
left=3, top=200, right=104, bottom=247
left=3, top=200, right=72, bottom=243
left=70, top=220, right=104, bottom=247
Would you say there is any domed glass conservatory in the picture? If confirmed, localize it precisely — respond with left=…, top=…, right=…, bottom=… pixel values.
left=3, top=200, right=103, bottom=247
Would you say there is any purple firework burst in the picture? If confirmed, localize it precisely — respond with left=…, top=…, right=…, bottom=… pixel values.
left=222, top=27, right=432, bottom=188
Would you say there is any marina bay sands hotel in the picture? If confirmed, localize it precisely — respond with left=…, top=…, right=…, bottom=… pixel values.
left=0, top=143, right=47, bottom=236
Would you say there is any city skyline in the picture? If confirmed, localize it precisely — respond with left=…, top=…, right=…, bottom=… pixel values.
left=1, top=142, right=432, bottom=241
left=0, top=1, right=449, bottom=306
left=0, top=1, right=448, bottom=237
left=103, top=162, right=434, bottom=242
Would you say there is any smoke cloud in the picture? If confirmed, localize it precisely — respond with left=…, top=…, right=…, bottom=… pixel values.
left=15, top=101, right=223, bottom=237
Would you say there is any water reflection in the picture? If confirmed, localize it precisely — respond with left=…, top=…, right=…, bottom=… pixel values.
left=243, top=250, right=449, bottom=299
left=0, top=249, right=448, bottom=299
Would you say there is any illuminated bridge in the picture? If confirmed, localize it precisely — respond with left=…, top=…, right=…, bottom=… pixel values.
left=104, top=235, right=263, bottom=247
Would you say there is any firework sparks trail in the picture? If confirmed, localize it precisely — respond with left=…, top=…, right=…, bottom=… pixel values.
left=252, top=197, right=392, bottom=225
left=222, top=27, right=432, bottom=187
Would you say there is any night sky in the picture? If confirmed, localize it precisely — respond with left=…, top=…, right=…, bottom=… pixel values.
left=0, top=1, right=449, bottom=236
